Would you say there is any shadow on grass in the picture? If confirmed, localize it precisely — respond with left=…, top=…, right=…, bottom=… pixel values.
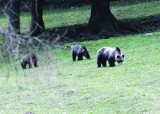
left=46, top=14, right=160, bottom=43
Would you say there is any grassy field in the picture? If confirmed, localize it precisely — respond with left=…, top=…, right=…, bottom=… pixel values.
left=1, top=1, right=160, bottom=114
left=1, top=33, right=160, bottom=113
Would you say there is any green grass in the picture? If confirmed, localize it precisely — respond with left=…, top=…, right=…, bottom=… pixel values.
left=1, top=32, right=160, bottom=113
left=112, top=1, right=160, bottom=20
left=1, top=0, right=160, bottom=113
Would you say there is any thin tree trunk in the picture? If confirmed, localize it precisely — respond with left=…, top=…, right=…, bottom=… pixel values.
left=88, top=0, right=120, bottom=35
left=30, top=0, right=45, bottom=36
left=8, top=0, right=21, bottom=34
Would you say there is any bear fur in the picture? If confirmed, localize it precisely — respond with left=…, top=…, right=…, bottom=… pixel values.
left=20, top=53, right=38, bottom=69
left=96, top=47, right=124, bottom=67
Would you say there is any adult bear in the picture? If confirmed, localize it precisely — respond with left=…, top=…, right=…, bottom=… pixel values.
left=65, top=45, right=90, bottom=61
left=20, top=53, right=38, bottom=69
left=96, top=47, right=124, bottom=67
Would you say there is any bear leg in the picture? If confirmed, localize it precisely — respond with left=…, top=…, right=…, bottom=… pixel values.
left=72, top=53, right=76, bottom=61
left=34, top=61, right=38, bottom=67
left=97, top=58, right=102, bottom=67
left=108, top=60, right=115, bottom=67
left=78, top=54, right=83, bottom=60
left=29, top=63, right=32, bottom=68
left=21, top=62, right=26, bottom=69
left=102, top=59, right=107, bottom=67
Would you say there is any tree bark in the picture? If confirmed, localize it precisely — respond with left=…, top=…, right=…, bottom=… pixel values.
left=30, top=0, right=45, bottom=36
left=88, top=0, right=120, bottom=35
left=8, top=0, right=21, bottom=34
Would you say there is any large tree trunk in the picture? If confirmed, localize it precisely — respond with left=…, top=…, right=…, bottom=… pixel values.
left=30, top=0, right=45, bottom=36
left=8, top=0, right=21, bottom=34
left=88, top=0, right=120, bottom=35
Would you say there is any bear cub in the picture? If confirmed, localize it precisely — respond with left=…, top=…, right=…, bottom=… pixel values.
left=96, top=47, right=124, bottom=67
left=66, top=45, right=90, bottom=61
left=20, top=53, right=38, bottom=69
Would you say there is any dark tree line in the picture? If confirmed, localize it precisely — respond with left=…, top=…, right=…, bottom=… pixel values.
left=7, top=0, right=134, bottom=37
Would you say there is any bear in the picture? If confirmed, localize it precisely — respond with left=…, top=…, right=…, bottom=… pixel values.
left=65, top=45, right=90, bottom=61
left=96, top=47, right=124, bottom=67
left=20, top=53, right=38, bottom=69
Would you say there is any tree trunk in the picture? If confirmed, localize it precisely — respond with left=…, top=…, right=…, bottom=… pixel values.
left=88, top=0, right=120, bottom=35
left=8, top=0, right=21, bottom=34
left=30, top=0, right=45, bottom=36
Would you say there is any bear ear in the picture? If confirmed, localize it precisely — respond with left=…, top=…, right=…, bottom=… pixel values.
left=122, top=55, right=124, bottom=58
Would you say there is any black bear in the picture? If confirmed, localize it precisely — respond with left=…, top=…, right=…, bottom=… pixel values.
left=65, top=45, right=90, bottom=61
left=96, top=47, right=124, bottom=67
left=20, top=53, right=38, bottom=69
